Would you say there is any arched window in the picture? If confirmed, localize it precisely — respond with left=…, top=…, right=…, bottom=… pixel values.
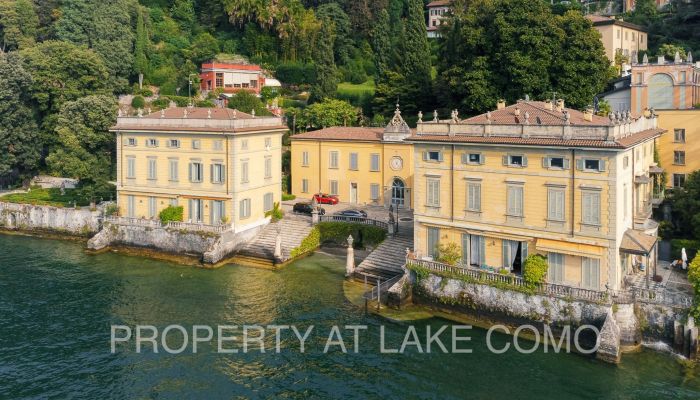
left=648, top=74, right=674, bottom=109
left=391, top=178, right=405, bottom=206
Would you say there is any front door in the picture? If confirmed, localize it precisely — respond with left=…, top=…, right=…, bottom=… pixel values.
left=350, top=183, right=358, bottom=204
left=391, top=178, right=405, bottom=206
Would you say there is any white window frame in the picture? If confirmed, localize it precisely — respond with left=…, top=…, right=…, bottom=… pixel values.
left=302, top=151, right=309, bottom=166
left=168, top=139, right=180, bottom=148
left=169, top=159, right=179, bottom=181
left=146, top=138, right=159, bottom=148
left=674, top=128, right=686, bottom=143
left=426, top=177, right=441, bottom=207
left=189, top=162, right=203, bottom=183
left=462, top=153, right=484, bottom=165
left=127, top=138, right=137, bottom=146
left=547, top=188, right=565, bottom=221
left=581, top=191, right=601, bottom=226
left=370, top=153, right=380, bottom=171
left=239, top=198, right=251, bottom=219
left=329, top=151, right=339, bottom=169
left=126, top=157, right=136, bottom=179
left=213, top=140, right=223, bottom=151
left=147, top=158, right=157, bottom=180
left=673, top=151, right=686, bottom=166
left=504, top=154, right=527, bottom=167
left=192, top=139, right=201, bottom=150
left=211, top=163, right=226, bottom=184
left=466, top=182, right=481, bottom=212
left=506, top=185, right=524, bottom=217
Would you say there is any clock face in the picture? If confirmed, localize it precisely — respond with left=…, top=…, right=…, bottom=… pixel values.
left=390, top=156, right=403, bottom=171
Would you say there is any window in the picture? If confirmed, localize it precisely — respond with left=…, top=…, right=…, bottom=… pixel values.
left=146, top=138, right=158, bottom=147
left=239, top=198, right=251, bottom=219
left=466, top=182, right=481, bottom=212
left=462, top=153, right=483, bottom=165
left=582, top=257, right=600, bottom=290
left=623, top=156, right=629, bottom=168
left=189, top=162, right=203, bottom=183
left=623, top=184, right=629, bottom=219
left=251, top=80, right=258, bottom=88
left=215, top=73, right=223, bottom=88
left=423, top=151, right=443, bottom=162
left=211, top=163, right=225, bottom=183
left=329, top=151, right=339, bottom=169
left=349, top=153, right=359, bottom=170
left=504, top=154, right=527, bottom=167
left=302, top=179, right=309, bottom=193
left=370, top=154, right=380, bottom=171
left=329, top=180, right=339, bottom=195
left=263, top=193, right=274, bottom=212
left=126, top=157, right=136, bottom=179
left=192, top=139, right=201, bottom=150
left=582, top=191, right=601, bottom=225
left=547, top=188, right=565, bottom=221
left=674, top=151, right=686, bottom=165
left=265, top=137, right=272, bottom=149
left=426, top=178, right=440, bottom=207
left=427, top=227, right=440, bottom=258
left=616, top=29, right=620, bottom=39
left=370, top=184, right=380, bottom=200
left=148, top=197, right=157, bottom=218
left=169, top=159, right=178, bottom=181
left=147, top=158, right=157, bottom=180
left=466, top=234, right=485, bottom=267
left=548, top=253, right=565, bottom=284
left=127, top=138, right=137, bottom=146
left=673, top=174, right=686, bottom=188
left=210, top=200, right=226, bottom=225
left=168, top=139, right=180, bottom=148
left=577, top=158, right=605, bottom=172
left=265, top=157, right=272, bottom=178
left=302, top=151, right=309, bottom=166
left=507, top=185, right=524, bottom=217
left=213, top=140, right=223, bottom=151
left=241, top=139, right=248, bottom=150
left=169, top=198, right=178, bottom=207
left=241, top=161, right=249, bottom=183
left=242, top=83, right=249, bottom=88
left=674, top=129, right=686, bottom=143
left=127, top=195, right=135, bottom=217
left=544, top=156, right=567, bottom=169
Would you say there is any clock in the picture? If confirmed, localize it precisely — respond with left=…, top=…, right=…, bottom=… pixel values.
left=390, top=156, right=403, bottom=171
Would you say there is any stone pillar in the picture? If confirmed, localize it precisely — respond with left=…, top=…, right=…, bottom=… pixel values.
left=274, top=231, right=282, bottom=260
left=311, top=209, right=319, bottom=225
left=346, top=235, right=355, bottom=278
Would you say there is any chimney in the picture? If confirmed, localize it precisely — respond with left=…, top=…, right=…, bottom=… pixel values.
left=555, top=99, right=565, bottom=112
left=514, top=107, right=520, bottom=116
left=583, top=107, right=593, bottom=122
left=497, top=99, right=506, bottom=110
left=544, top=101, right=554, bottom=111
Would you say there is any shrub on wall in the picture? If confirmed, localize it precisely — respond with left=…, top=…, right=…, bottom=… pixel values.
left=159, top=206, right=184, bottom=223
left=523, top=254, right=548, bottom=286
left=290, top=226, right=320, bottom=258
left=436, top=242, right=461, bottom=266
left=316, top=222, right=386, bottom=249
left=688, top=255, right=700, bottom=320
left=105, top=204, right=119, bottom=217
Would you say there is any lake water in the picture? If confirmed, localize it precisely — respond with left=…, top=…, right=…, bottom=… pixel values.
left=1, top=235, right=699, bottom=399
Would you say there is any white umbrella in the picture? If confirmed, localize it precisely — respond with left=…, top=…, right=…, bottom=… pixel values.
left=682, top=248, right=688, bottom=270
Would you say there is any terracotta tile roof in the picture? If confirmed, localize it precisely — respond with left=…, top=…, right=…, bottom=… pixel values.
left=461, top=101, right=610, bottom=126
left=407, top=128, right=664, bottom=149
left=111, top=125, right=288, bottom=133
left=620, top=229, right=657, bottom=255
left=291, top=127, right=386, bottom=142
left=585, top=15, right=646, bottom=31
left=142, top=107, right=254, bottom=120
left=427, top=0, right=451, bottom=6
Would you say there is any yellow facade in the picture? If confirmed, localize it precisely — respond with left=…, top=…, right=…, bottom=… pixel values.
left=112, top=108, right=287, bottom=232
left=656, top=110, right=700, bottom=188
left=590, top=18, right=647, bottom=63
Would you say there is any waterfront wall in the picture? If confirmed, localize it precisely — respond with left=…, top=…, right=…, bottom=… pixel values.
left=0, top=202, right=100, bottom=236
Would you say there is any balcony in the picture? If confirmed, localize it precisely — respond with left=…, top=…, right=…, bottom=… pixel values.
left=105, top=216, right=232, bottom=234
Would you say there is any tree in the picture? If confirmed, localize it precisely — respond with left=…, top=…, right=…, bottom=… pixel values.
left=226, top=90, right=272, bottom=116
left=316, top=2, right=352, bottom=65
left=298, top=99, right=358, bottom=130
left=370, top=8, right=391, bottom=81
left=666, top=171, right=700, bottom=240
left=133, top=6, right=149, bottom=77
left=657, top=43, right=686, bottom=61
left=438, top=0, right=611, bottom=113
left=45, top=95, right=118, bottom=200
left=309, top=20, right=337, bottom=102
left=187, top=32, right=220, bottom=64
left=0, top=0, right=39, bottom=51
left=0, top=51, right=40, bottom=178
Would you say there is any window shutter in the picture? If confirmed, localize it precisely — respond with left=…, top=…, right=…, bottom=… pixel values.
left=210, top=164, right=214, bottom=183
left=480, top=237, right=486, bottom=265
left=461, top=153, right=468, bottom=164
left=542, top=157, right=549, bottom=168
left=576, top=159, right=584, bottom=170
left=502, top=155, right=509, bottom=166
left=122, top=138, right=128, bottom=146
left=437, top=151, right=444, bottom=162
left=422, top=151, right=428, bottom=161
left=522, top=155, right=528, bottom=167
left=188, top=163, right=193, bottom=181
left=522, top=241, right=528, bottom=259
left=598, top=159, right=606, bottom=172
left=461, top=234, right=470, bottom=265
left=480, top=154, right=485, bottom=165
left=188, top=199, right=193, bottom=221
left=563, top=158, right=571, bottom=170
left=221, top=166, right=226, bottom=182
left=503, top=240, right=510, bottom=269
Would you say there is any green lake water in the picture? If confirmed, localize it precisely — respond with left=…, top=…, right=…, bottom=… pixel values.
left=1, top=234, right=699, bottom=399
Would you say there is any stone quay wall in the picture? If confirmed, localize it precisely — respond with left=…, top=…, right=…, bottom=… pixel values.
left=0, top=202, right=101, bottom=236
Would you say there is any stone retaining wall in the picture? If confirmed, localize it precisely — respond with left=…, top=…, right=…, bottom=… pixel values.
left=0, top=202, right=100, bottom=236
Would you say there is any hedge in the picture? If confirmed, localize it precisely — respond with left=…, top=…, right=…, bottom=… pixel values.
left=159, top=206, right=184, bottom=223
left=290, top=226, right=320, bottom=258
left=316, top=222, right=386, bottom=249
left=523, top=254, right=548, bottom=286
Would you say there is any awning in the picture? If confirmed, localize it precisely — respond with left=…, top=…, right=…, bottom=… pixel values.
left=634, top=175, right=651, bottom=184
left=536, top=238, right=605, bottom=258
left=620, top=229, right=657, bottom=256
left=649, top=165, right=664, bottom=174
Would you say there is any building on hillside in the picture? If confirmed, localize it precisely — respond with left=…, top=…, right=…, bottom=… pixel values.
left=622, top=0, right=671, bottom=12
left=427, top=1, right=451, bottom=38
left=586, top=15, right=647, bottom=64
left=200, top=62, right=266, bottom=95
left=290, top=107, right=414, bottom=208
left=111, top=107, right=287, bottom=233
left=408, top=99, right=664, bottom=291
left=600, top=54, right=700, bottom=188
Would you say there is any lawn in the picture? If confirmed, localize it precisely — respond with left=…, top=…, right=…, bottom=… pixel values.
left=0, top=188, right=89, bottom=207
left=337, top=79, right=376, bottom=97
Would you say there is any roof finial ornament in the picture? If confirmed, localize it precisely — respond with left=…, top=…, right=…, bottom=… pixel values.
left=642, top=53, right=648, bottom=65
left=417, top=111, right=423, bottom=123
left=564, top=111, right=570, bottom=125
left=137, top=108, right=143, bottom=118
left=432, top=110, right=438, bottom=122
left=525, top=94, right=530, bottom=101
left=118, top=108, right=122, bottom=117
left=688, top=51, right=693, bottom=64
left=524, top=111, right=530, bottom=124
left=251, top=109, right=256, bottom=118
left=450, top=109, right=459, bottom=123
left=390, top=103, right=403, bottom=127
left=609, top=112, right=616, bottom=124
left=233, top=109, right=237, bottom=119
left=207, top=109, right=212, bottom=119
left=160, top=109, right=165, bottom=118
left=486, top=110, right=492, bottom=121
left=183, top=108, right=188, bottom=118
left=674, top=51, right=682, bottom=63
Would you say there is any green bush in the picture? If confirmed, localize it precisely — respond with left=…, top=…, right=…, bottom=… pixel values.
left=282, top=193, right=296, bottom=201
left=658, top=221, right=674, bottom=240
left=195, top=100, right=215, bottom=107
left=316, top=222, right=386, bottom=249
left=290, top=226, right=320, bottom=258
left=275, top=62, right=316, bottom=85
left=265, top=202, right=284, bottom=222
left=151, top=98, right=170, bottom=110
left=105, top=204, right=119, bottom=217
left=688, top=255, right=700, bottom=320
left=159, top=206, right=184, bottom=223
left=671, top=239, right=699, bottom=262
left=131, top=95, right=146, bottom=109
left=523, top=254, right=548, bottom=286
left=436, top=242, right=462, bottom=266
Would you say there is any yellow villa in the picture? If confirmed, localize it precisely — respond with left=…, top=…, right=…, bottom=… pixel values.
left=587, top=15, right=647, bottom=64
left=290, top=108, right=414, bottom=208
left=110, top=107, right=287, bottom=233
left=408, top=100, right=664, bottom=291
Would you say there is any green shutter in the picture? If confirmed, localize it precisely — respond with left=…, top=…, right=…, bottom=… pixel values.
left=576, top=159, right=584, bottom=170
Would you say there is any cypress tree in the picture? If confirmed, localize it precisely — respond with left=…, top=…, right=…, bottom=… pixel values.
left=134, top=7, right=148, bottom=77
left=371, top=8, right=391, bottom=81
left=310, top=21, right=338, bottom=103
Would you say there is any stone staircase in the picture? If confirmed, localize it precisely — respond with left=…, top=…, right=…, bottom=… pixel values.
left=354, top=234, right=413, bottom=282
left=235, top=216, right=313, bottom=266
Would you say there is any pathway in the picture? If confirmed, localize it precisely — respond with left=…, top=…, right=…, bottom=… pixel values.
left=354, top=229, right=414, bottom=282
left=235, top=215, right=313, bottom=265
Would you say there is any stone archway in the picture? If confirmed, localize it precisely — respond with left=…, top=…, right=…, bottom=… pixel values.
left=648, top=73, right=674, bottom=109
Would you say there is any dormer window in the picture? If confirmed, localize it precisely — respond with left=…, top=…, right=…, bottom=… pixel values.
left=423, top=151, right=443, bottom=162
left=503, top=154, right=527, bottom=167
left=543, top=156, right=568, bottom=169
left=462, top=153, right=484, bottom=165
left=168, top=139, right=180, bottom=148
left=127, top=138, right=137, bottom=146
left=577, top=158, right=606, bottom=172
left=585, top=159, right=600, bottom=171
left=146, top=138, right=158, bottom=147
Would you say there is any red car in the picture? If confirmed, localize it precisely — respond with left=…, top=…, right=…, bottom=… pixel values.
left=313, top=193, right=339, bottom=205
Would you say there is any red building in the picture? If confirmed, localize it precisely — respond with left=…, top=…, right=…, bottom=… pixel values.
left=200, top=62, right=266, bottom=95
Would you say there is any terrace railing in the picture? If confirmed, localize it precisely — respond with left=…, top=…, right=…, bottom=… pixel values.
left=105, top=216, right=232, bottom=234
left=319, top=215, right=389, bottom=230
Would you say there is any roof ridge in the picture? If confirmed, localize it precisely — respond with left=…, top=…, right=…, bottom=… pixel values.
left=522, top=102, right=566, bottom=121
